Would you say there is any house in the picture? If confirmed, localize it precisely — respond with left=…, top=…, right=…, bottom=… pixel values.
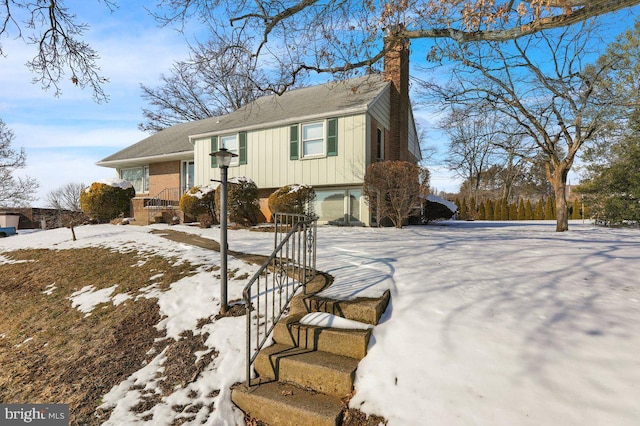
left=97, top=120, right=206, bottom=224
left=98, top=36, right=420, bottom=226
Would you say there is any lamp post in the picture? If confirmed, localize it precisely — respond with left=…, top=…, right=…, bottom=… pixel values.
left=210, top=147, right=237, bottom=315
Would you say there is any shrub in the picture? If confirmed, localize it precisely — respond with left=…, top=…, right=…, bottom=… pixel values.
left=268, top=184, right=316, bottom=216
left=544, top=197, right=555, bottom=220
left=80, top=179, right=135, bottom=223
left=179, top=186, right=216, bottom=223
left=478, top=201, right=486, bottom=220
left=216, top=177, right=261, bottom=226
left=197, top=213, right=214, bottom=228
left=363, top=161, right=430, bottom=228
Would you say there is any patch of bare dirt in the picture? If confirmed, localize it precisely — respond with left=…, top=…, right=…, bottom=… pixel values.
left=342, top=409, right=388, bottom=426
left=150, top=229, right=269, bottom=265
left=0, top=247, right=196, bottom=425
left=341, top=392, right=388, bottom=426
left=159, top=330, right=218, bottom=395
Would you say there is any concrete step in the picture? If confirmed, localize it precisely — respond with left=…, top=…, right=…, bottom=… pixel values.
left=231, top=381, right=343, bottom=426
left=290, top=289, right=390, bottom=325
left=255, top=343, right=359, bottom=398
left=273, top=314, right=371, bottom=360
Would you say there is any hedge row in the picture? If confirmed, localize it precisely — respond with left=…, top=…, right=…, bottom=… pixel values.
left=455, top=197, right=589, bottom=221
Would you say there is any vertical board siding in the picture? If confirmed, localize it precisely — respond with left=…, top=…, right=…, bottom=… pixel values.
left=193, top=137, right=212, bottom=186
left=192, top=114, right=367, bottom=190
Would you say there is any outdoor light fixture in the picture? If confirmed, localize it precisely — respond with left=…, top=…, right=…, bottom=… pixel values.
left=214, top=147, right=236, bottom=168
left=210, top=147, right=238, bottom=314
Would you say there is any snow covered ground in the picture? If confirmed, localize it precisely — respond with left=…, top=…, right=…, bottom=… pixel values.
left=1, top=220, right=639, bottom=425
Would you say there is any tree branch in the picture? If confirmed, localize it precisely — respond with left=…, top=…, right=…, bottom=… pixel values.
left=404, top=0, right=640, bottom=43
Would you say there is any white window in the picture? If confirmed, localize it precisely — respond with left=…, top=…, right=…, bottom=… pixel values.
left=302, top=122, right=325, bottom=157
left=211, top=132, right=247, bottom=167
left=290, top=119, right=337, bottom=160
left=120, top=166, right=149, bottom=194
left=220, top=134, right=239, bottom=165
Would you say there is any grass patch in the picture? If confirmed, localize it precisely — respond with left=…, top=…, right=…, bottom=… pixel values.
left=0, top=247, right=197, bottom=425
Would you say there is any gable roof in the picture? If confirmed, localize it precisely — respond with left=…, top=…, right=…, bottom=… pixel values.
left=97, top=74, right=390, bottom=167
left=189, top=74, right=390, bottom=138
left=97, top=120, right=205, bottom=166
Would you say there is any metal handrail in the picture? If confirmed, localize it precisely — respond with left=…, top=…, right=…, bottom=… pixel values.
left=242, top=213, right=317, bottom=386
left=146, top=187, right=182, bottom=224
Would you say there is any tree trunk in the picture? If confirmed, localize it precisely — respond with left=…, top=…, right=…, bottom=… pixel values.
left=551, top=171, right=570, bottom=232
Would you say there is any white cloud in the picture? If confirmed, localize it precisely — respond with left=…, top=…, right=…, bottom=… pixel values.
left=0, top=3, right=190, bottom=207
left=12, top=123, right=146, bottom=149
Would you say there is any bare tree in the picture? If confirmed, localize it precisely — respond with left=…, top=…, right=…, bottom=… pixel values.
left=439, top=105, right=538, bottom=203
left=415, top=118, right=437, bottom=163
left=139, top=39, right=268, bottom=132
left=426, top=22, right=622, bottom=231
left=3, top=1, right=639, bottom=100
left=439, top=107, right=500, bottom=199
left=363, top=161, right=430, bottom=228
left=496, top=150, right=529, bottom=202
left=157, top=1, right=640, bottom=92
left=46, top=182, right=87, bottom=240
left=1, top=0, right=113, bottom=102
left=46, top=182, right=84, bottom=211
left=0, top=118, right=38, bottom=207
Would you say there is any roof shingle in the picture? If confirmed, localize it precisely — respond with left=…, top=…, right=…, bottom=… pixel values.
left=98, top=75, right=389, bottom=166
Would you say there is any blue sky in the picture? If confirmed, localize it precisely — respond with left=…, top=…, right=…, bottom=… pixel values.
left=1, top=3, right=638, bottom=206
left=1, top=3, right=195, bottom=206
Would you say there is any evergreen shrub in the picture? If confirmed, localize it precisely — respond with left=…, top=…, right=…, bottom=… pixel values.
left=80, top=180, right=135, bottom=223
left=268, top=184, right=316, bottom=216
left=215, top=177, right=261, bottom=226
left=180, top=186, right=216, bottom=223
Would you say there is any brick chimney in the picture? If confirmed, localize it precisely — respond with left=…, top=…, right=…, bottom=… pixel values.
left=383, top=30, right=410, bottom=162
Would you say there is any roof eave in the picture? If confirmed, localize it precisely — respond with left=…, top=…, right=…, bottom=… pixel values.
left=188, top=105, right=371, bottom=141
left=96, top=151, right=194, bottom=168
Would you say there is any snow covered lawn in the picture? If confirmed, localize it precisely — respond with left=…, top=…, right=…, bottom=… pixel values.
left=1, top=220, right=638, bottom=425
